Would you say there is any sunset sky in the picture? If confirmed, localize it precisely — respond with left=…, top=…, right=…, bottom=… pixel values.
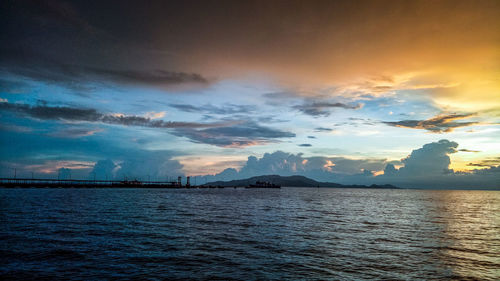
left=1, top=0, right=499, bottom=188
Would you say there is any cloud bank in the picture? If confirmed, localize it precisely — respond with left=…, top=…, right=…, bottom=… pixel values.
left=0, top=102, right=233, bottom=129
left=1, top=102, right=296, bottom=148
left=196, top=140, right=499, bottom=189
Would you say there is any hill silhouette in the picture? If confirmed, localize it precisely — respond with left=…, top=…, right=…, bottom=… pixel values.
left=205, top=175, right=398, bottom=188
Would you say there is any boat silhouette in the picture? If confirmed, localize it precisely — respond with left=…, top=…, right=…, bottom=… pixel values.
left=245, top=181, right=281, bottom=188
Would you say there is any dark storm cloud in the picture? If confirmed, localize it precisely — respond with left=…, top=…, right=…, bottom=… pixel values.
left=82, top=67, right=208, bottom=86
left=383, top=113, right=477, bottom=133
left=0, top=48, right=209, bottom=90
left=172, top=122, right=296, bottom=147
left=2, top=0, right=499, bottom=93
left=1, top=0, right=210, bottom=90
left=11, top=0, right=95, bottom=33
left=293, top=102, right=362, bottom=117
left=169, top=103, right=255, bottom=115
left=0, top=78, right=31, bottom=94
left=0, top=102, right=227, bottom=129
left=298, top=144, right=312, bottom=147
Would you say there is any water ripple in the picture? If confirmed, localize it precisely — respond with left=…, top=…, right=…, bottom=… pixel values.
left=1, top=188, right=499, bottom=280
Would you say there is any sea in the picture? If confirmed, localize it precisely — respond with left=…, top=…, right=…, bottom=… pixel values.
left=1, top=187, right=499, bottom=280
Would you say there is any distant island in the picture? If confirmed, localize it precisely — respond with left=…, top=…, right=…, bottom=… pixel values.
left=204, top=175, right=399, bottom=189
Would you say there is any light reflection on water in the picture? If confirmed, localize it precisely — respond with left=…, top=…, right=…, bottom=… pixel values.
left=1, top=188, right=499, bottom=280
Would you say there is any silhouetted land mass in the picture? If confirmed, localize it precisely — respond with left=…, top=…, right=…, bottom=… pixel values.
left=204, top=175, right=399, bottom=189
left=0, top=175, right=398, bottom=189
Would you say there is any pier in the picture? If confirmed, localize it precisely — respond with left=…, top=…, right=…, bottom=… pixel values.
left=0, top=177, right=223, bottom=189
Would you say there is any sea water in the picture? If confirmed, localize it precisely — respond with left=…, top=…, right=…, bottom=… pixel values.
left=1, top=188, right=499, bottom=280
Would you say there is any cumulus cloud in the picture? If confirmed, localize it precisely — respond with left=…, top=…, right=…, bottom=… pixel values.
left=376, top=139, right=500, bottom=188
left=57, top=167, right=72, bottom=179
left=202, top=151, right=390, bottom=183
left=89, top=151, right=184, bottom=180
left=89, top=159, right=117, bottom=180
left=383, top=113, right=478, bottom=133
left=198, top=140, right=499, bottom=188
left=396, top=139, right=458, bottom=175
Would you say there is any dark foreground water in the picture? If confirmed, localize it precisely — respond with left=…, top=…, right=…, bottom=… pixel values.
left=1, top=188, right=499, bottom=280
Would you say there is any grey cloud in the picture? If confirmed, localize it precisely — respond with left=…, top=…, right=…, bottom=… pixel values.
left=84, top=67, right=208, bottom=86
left=314, top=127, right=334, bottom=132
left=0, top=78, right=31, bottom=93
left=172, top=122, right=296, bottom=147
left=256, top=116, right=290, bottom=124
left=0, top=48, right=209, bottom=90
left=89, top=159, right=117, bottom=180
left=263, top=91, right=302, bottom=100
left=1, top=2, right=212, bottom=92
left=298, top=144, right=312, bottom=147
left=0, top=102, right=101, bottom=121
left=169, top=103, right=254, bottom=115
left=459, top=149, right=480, bottom=153
left=15, top=0, right=95, bottom=33
left=345, top=117, right=377, bottom=126
left=383, top=113, right=477, bottom=133
left=467, top=157, right=500, bottom=168
left=307, top=136, right=316, bottom=139
left=396, top=139, right=458, bottom=175
left=46, top=127, right=103, bottom=138
left=57, top=167, right=72, bottom=180
left=0, top=102, right=228, bottom=129
left=471, top=165, right=500, bottom=174
left=293, top=102, right=362, bottom=117
left=0, top=123, right=33, bottom=133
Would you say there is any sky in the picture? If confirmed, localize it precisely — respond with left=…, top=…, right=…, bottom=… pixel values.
left=1, top=0, right=499, bottom=188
